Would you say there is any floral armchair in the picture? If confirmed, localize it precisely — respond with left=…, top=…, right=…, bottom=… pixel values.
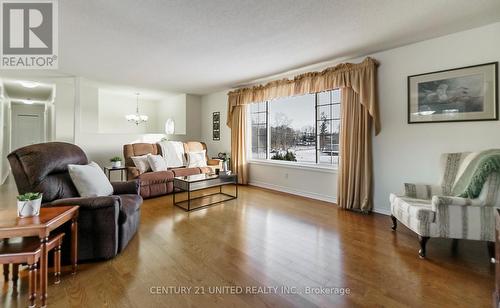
left=390, top=151, right=500, bottom=260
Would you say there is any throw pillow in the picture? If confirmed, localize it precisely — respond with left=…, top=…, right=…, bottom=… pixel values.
left=147, top=154, right=168, bottom=172
left=68, top=161, right=114, bottom=197
left=131, top=154, right=151, bottom=174
left=187, top=150, right=207, bottom=168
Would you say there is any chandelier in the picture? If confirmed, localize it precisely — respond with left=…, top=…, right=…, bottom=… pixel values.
left=125, top=93, right=148, bottom=125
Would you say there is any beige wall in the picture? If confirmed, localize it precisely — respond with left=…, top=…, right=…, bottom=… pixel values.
left=183, top=94, right=202, bottom=141
left=201, top=91, right=231, bottom=157
left=199, top=22, right=500, bottom=214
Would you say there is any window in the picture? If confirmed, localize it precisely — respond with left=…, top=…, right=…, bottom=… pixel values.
left=317, top=90, right=341, bottom=165
left=250, top=101, right=267, bottom=159
left=270, top=94, right=315, bottom=163
left=249, top=89, right=341, bottom=166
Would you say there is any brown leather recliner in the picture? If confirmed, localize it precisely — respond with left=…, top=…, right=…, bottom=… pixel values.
left=8, top=142, right=142, bottom=262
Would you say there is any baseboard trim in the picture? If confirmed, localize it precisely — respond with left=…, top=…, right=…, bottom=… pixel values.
left=249, top=180, right=391, bottom=216
left=249, top=181, right=337, bottom=204
left=372, top=207, right=391, bottom=216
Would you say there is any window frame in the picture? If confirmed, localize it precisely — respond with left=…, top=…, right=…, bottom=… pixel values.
left=316, top=90, right=341, bottom=165
left=249, top=101, right=268, bottom=160
left=248, top=89, right=340, bottom=169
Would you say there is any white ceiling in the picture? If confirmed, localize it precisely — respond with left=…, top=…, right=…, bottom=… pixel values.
left=45, top=1, right=500, bottom=94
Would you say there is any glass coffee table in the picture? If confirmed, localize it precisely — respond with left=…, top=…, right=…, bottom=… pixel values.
left=173, top=173, right=238, bottom=211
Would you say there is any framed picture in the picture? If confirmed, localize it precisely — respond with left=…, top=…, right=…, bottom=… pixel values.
left=213, top=130, right=220, bottom=140
left=212, top=112, right=220, bottom=140
left=408, top=62, right=498, bottom=124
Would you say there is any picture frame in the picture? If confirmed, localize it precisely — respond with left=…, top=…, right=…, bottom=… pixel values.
left=408, top=62, right=498, bottom=124
left=212, top=112, right=220, bottom=140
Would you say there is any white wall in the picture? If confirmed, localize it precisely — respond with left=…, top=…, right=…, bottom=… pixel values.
left=0, top=87, right=10, bottom=184
left=51, top=78, right=76, bottom=143
left=199, top=22, right=500, bottom=213
left=0, top=76, right=201, bottom=183
left=157, top=94, right=187, bottom=135
left=370, top=22, right=500, bottom=214
left=98, top=90, right=160, bottom=134
left=75, top=80, right=202, bottom=172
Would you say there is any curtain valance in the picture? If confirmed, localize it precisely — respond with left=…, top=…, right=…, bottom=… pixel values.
left=227, top=57, right=380, bottom=134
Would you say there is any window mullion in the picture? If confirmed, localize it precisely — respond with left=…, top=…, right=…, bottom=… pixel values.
left=330, top=91, right=333, bottom=165
left=315, top=93, right=318, bottom=164
left=266, top=101, right=270, bottom=160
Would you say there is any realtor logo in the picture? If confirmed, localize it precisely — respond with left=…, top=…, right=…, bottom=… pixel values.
left=0, top=0, right=58, bottom=69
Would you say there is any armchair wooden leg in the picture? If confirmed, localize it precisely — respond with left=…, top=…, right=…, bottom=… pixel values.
left=54, top=244, right=61, bottom=284
left=487, top=241, right=495, bottom=264
left=12, top=264, right=19, bottom=286
left=3, top=264, right=8, bottom=282
left=418, top=236, right=430, bottom=259
left=390, top=215, right=397, bottom=231
left=28, top=263, right=36, bottom=308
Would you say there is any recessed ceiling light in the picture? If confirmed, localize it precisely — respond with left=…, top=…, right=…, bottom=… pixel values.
left=19, top=81, right=39, bottom=88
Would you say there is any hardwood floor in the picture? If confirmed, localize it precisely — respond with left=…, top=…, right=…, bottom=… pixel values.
left=0, top=177, right=493, bottom=307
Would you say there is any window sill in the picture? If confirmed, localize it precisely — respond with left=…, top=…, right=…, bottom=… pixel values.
left=248, top=159, right=338, bottom=174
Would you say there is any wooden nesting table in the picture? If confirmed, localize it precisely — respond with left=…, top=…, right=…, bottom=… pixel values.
left=0, top=206, right=79, bottom=307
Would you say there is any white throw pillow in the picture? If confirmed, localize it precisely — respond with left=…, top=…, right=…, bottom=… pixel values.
left=68, top=161, right=114, bottom=197
left=187, top=150, right=207, bottom=168
left=147, top=154, right=168, bottom=172
left=131, top=154, right=151, bottom=174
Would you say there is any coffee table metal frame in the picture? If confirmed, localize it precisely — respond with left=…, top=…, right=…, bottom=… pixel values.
left=173, top=174, right=238, bottom=211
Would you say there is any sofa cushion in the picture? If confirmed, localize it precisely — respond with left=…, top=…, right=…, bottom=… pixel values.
left=172, top=167, right=201, bottom=177
left=138, top=170, right=174, bottom=185
left=390, top=194, right=435, bottom=222
left=199, top=167, right=213, bottom=174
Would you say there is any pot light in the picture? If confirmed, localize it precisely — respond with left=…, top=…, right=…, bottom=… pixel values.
left=19, top=81, right=40, bottom=88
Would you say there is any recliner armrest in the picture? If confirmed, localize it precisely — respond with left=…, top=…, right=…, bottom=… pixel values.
left=127, top=166, right=140, bottom=179
left=112, top=180, right=140, bottom=195
left=207, top=159, right=221, bottom=166
left=48, top=196, right=120, bottom=210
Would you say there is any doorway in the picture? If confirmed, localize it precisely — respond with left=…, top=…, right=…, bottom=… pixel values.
left=11, top=103, right=45, bottom=149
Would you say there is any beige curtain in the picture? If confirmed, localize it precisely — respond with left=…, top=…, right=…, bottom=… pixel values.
left=229, top=105, right=248, bottom=184
left=226, top=57, right=379, bottom=209
left=338, top=88, right=373, bottom=212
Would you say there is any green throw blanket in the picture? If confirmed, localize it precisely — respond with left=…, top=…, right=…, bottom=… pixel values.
left=452, top=149, right=500, bottom=198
